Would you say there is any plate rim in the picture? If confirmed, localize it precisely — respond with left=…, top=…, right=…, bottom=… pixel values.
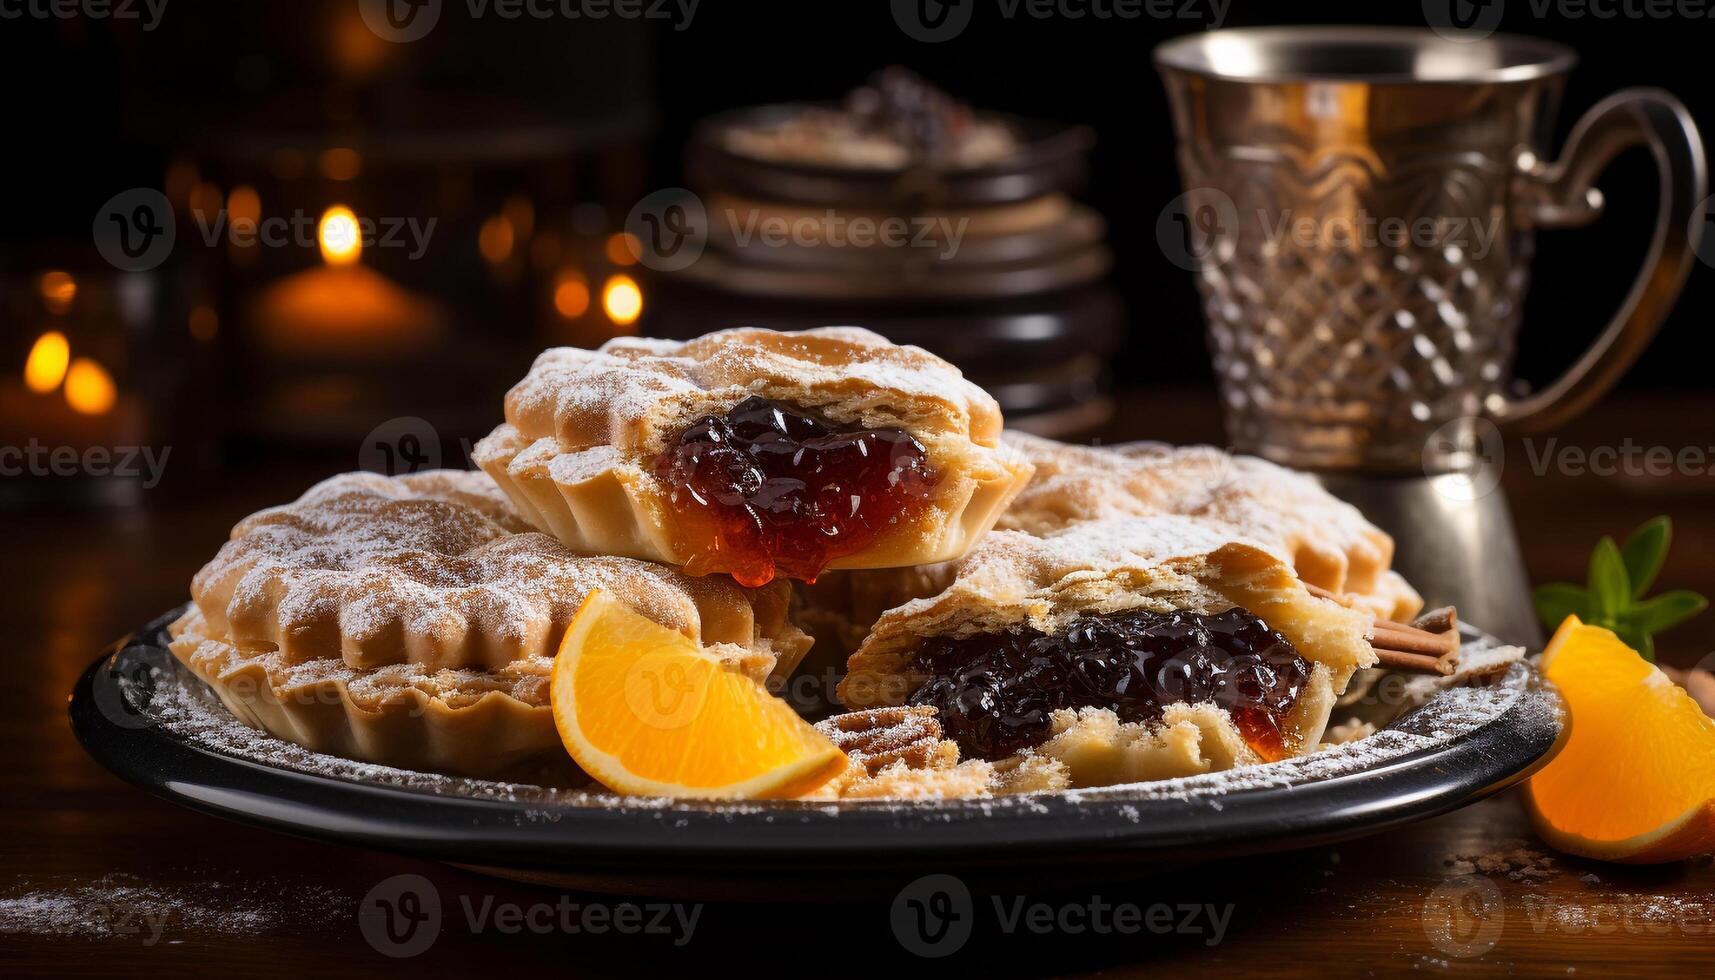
left=70, top=608, right=1567, bottom=875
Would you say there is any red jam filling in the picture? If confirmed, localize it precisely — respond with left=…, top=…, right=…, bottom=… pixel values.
left=906, top=607, right=1310, bottom=761
left=653, top=396, right=937, bottom=587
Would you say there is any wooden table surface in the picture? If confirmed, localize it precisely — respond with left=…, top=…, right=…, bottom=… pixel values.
left=5, top=389, right=1714, bottom=976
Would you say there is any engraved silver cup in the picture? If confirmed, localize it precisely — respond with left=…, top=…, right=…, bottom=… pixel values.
left=1156, top=27, right=1705, bottom=472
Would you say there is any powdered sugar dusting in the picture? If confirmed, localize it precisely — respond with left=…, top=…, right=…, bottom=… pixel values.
left=496, top=326, right=1003, bottom=459
left=1000, top=433, right=1421, bottom=620
left=188, top=469, right=785, bottom=672
left=0, top=874, right=350, bottom=940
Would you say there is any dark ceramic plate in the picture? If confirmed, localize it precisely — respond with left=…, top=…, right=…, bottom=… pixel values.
left=71, top=608, right=1565, bottom=901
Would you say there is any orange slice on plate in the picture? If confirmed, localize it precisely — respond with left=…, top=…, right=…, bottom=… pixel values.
left=1526, top=615, right=1715, bottom=863
left=550, top=590, right=846, bottom=799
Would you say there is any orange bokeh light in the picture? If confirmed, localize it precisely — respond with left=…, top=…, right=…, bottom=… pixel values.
left=602, top=274, right=643, bottom=327
left=319, top=147, right=363, bottom=181
left=227, top=185, right=262, bottom=225
left=553, top=272, right=590, bottom=319
left=605, top=232, right=640, bottom=267
left=189, top=305, right=219, bottom=341
left=319, top=206, right=362, bottom=265
left=39, top=271, right=77, bottom=314
left=479, top=215, right=515, bottom=265
left=65, top=358, right=116, bottom=416
left=24, top=331, right=70, bottom=393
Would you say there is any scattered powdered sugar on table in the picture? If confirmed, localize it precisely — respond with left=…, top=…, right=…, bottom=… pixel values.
left=0, top=874, right=350, bottom=940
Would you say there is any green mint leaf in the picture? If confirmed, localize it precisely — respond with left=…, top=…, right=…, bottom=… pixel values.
left=1622, top=590, right=1710, bottom=635
left=1620, top=517, right=1672, bottom=599
left=1586, top=537, right=1630, bottom=621
left=1533, top=583, right=1590, bottom=631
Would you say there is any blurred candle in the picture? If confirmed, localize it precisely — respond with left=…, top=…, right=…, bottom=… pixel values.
left=250, top=205, right=442, bottom=358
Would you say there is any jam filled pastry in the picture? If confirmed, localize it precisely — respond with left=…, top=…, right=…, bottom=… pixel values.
left=169, top=470, right=809, bottom=780
left=474, top=327, right=1034, bottom=587
left=796, top=433, right=1426, bottom=665
left=835, top=515, right=1435, bottom=788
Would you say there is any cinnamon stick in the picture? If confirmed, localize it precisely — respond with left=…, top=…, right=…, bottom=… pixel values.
left=1372, top=624, right=1460, bottom=657
left=1411, top=606, right=1459, bottom=635
left=1372, top=647, right=1455, bottom=675
left=1304, top=582, right=1461, bottom=673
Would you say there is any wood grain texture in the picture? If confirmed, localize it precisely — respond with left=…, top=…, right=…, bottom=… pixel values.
left=4, top=389, right=1713, bottom=975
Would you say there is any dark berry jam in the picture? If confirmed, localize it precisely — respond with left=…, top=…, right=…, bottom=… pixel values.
left=653, top=396, right=937, bottom=587
left=905, top=608, right=1310, bottom=761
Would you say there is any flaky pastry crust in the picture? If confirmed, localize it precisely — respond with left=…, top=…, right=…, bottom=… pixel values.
left=1000, top=433, right=1422, bottom=620
left=173, top=470, right=810, bottom=779
left=473, top=327, right=1033, bottom=574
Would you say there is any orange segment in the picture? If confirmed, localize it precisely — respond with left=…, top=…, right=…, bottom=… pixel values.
left=551, top=590, right=846, bottom=799
left=1526, top=616, right=1715, bottom=863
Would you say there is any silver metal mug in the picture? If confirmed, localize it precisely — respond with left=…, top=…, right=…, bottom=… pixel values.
left=1154, top=27, right=1706, bottom=646
left=1155, top=27, right=1706, bottom=472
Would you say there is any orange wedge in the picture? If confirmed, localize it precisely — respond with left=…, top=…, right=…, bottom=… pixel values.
left=550, top=590, right=846, bottom=799
left=1526, top=616, right=1715, bottom=863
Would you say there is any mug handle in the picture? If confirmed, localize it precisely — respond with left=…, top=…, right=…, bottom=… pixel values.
left=1494, top=88, right=1707, bottom=434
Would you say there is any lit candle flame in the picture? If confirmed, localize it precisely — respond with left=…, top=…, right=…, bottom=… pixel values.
left=65, top=357, right=116, bottom=416
left=24, top=331, right=70, bottom=393
left=602, top=274, right=643, bottom=327
left=319, top=205, right=362, bottom=265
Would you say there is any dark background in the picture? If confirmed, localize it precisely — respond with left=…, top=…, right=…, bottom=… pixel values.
left=2, top=0, right=1710, bottom=393
left=5, top=10, right=1715, bottom=975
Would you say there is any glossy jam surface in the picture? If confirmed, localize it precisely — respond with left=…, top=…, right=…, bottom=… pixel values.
left=906, top=608, right=1310, bottom=761
left=653, top=396, right=937, bottom=587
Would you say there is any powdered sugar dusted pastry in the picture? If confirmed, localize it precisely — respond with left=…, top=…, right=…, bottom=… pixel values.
left=170, top=470, right=810, bottom=779
left=836, top=516, right=1377, bottom=787
left=473, top=327, right=1033, bottom=587
left=999, top=432, right=1422, bottom=621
